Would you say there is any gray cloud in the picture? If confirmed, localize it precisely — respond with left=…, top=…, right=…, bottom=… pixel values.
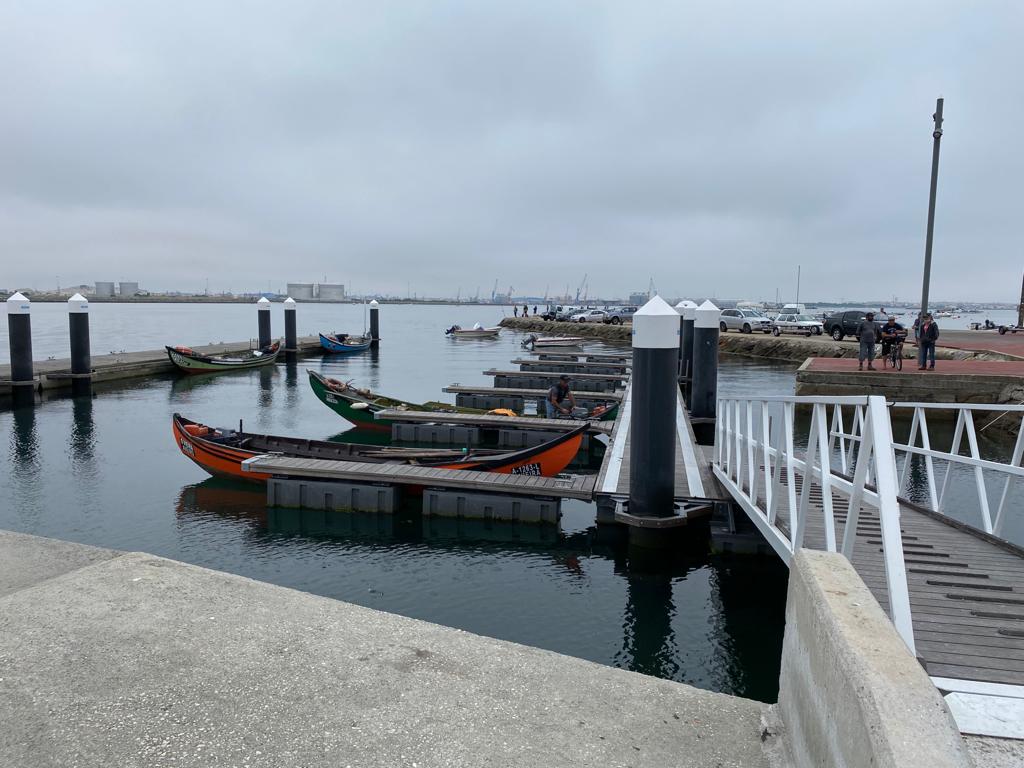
left=1, top=1, right=1021, bottom=302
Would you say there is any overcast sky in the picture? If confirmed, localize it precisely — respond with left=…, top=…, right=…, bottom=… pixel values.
left=1, top=1, right=1020, bottom=302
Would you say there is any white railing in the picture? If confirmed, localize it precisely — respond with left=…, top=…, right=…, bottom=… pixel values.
left=713, top=395, right=915, bottom=653
left=828, top=402, right=1024, bottom=539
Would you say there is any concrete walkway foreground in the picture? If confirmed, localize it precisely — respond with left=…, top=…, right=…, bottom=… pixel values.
left=0, top=531, right=780, bottom=768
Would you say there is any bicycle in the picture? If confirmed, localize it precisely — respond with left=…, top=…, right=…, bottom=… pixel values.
left=882, top=336, right=905, bottom=370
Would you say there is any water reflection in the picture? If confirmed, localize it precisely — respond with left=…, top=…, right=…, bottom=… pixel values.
left=69, top=394, right=97, bottom=479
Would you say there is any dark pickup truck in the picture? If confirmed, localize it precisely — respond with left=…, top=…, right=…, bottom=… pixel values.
left=823, top=311, right=881, bottom=341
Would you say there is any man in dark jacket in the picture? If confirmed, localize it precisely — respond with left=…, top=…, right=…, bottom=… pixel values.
left=857, top=312, right=881, bottom=371
left=918, top=313, right=939, bottom=370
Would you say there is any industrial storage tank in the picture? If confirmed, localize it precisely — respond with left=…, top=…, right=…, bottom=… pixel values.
left=119, top=281, right=140, bottom=296
left=286, top=282, right=315, bottom=300
left=94, top=281, right=115, bottom=297
left=317, top=283, right=346, bottom=301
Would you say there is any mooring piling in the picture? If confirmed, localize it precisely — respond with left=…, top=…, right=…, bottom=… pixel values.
left=6, top=292, right=34, bottom=391
left=691, top=300, right=720, bottom=445
left=675, top=300, right=697, bottom=407
left=283, top=297, right=298, bottom=354
left=628, top=295, right=680, bottom=519
left=68, top=293, right=92, bottom=396
left=369, top=300, right=380, bottom=348
left=257, top=296, right=272, bottom=348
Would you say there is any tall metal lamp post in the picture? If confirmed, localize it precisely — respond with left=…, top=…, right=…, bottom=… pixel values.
left=919, top=98, right=944, bottom=318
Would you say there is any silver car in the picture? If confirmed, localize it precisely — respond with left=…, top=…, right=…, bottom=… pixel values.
left=771, top=314, right=824, bottom=337
left=720, top=308, right=773, bottom=334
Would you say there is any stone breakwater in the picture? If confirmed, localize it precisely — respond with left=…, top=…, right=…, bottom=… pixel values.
left=498, top=318, right=1012, bottom=363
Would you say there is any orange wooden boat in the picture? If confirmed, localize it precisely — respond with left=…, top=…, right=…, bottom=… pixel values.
left=172, top=413, right=587, bottom=483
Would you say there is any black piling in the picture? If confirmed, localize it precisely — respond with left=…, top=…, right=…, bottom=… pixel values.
left=628, top=296, right=679, bottom=519
left=283, top=297, right=297, bottom=357
left=68, top=293, right=92, bottom=396
left=6, top=292, right=34, bottom=391
left=690, top=300, right=720, bottom=445
left=369, top=300, right=380, bottom=349
left=257, top=296, right=272, bottom=348
left=675, top=300, right=696, bottom=407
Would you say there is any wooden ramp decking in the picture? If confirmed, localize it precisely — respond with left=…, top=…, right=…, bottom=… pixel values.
left=594, top=382, right=724, bottom=503
left=374, top=409, right=613, bottom=434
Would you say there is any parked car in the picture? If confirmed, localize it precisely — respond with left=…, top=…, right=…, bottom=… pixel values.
left=569, top=308, right=608, bottom=323
left=719, top=308, right=773, bottom=334
left=822, top=310, right=877, bottom=341
left=772, top=314, right=823, bottom=337
left=603, top=306, right=637, bottom=325
left=542, top=305, right=581, bottom=321
left=779, top=303, right=807, bottom=316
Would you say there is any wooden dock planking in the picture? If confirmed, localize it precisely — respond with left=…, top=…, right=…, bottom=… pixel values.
left=483, top=369, right=627, bottom=382
left=373, top=409, right=613, bottom=434
left=513, top=358, right=631, bottom=371
left=242, top=456, right=597, bottom=500
left=593, top=383, right=725, bottom=503
left=740, top=470, right=1024, bottom=687
left=442, top=385, right=622, bottom=402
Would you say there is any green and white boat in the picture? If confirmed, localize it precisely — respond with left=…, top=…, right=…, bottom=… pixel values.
left=165, top=341, right=281, bottom=374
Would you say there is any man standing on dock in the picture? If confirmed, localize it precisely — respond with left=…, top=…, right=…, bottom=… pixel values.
left=857, top=312, right=881, bottom=371
left=918, top=313, right=939, bottom=370
left=546, top=375, right=577, bottom=418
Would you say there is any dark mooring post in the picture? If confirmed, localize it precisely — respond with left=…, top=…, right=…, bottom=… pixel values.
left=675, top=300, right=697, bottom=407
left=369, top=299, right=380, bottom=348
left=628, top=296, right=680, bottom=519
left=6, top=291, right=34, bottom=389
left=68, top=293, right=92, bottom=396
left=283, top=296, right=298, bottom=353
left=919, top=97, right=944, bottom=318
left=690, top=300, right=720, bottom=445
left=257, top=296, right=272, bottom=348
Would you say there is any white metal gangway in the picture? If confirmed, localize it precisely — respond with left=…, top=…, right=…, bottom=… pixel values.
left=710, top=395, right=1024, bottom=738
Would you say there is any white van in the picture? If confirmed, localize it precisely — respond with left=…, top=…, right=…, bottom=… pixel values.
left=780, top=303, right=806, bottom=315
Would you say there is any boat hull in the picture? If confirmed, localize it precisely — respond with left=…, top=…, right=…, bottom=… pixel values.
left=447, top=328, right=500, bottom=339
left=318, top=333, right=372, bottom=354
left=166, top=343, right=281, bottom=374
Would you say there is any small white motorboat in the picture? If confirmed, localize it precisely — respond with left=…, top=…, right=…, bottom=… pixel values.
left=445, top=324, right=501, bottom=339
left=521, top=333, right=587, bottom=349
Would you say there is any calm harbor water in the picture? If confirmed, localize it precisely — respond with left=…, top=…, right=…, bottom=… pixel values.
left=1, top=304, right=1019, bottom=703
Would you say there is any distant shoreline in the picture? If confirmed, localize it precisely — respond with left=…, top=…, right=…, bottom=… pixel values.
left=0, top=294, right=516, bottom=306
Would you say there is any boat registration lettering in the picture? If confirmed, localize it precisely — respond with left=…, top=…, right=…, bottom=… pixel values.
left=180, top=438, right=195, bottom=457
left=511, top=462, right=541, bottom=476
left=326, top=393, right=337, bottom=404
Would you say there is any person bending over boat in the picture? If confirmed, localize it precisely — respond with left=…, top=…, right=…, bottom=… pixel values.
left=546, top=375, right=577, bottom=418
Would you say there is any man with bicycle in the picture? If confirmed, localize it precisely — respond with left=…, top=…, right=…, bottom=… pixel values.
left=880, top=316, right=907, bottom=366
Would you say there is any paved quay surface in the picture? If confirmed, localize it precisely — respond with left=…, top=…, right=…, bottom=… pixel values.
left=939, top=329, right=1024, bottom=359
left=804, top=358, right=1024, bottom=376
left=0, top=531, right=779, bottom=768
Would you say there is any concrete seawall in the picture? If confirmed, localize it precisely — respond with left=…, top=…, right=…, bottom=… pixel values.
left=1, top=530, right=1004, bottom=766
left=778, top=550, right=971, bottom=768
left=498, top=318, right=1014, bottom=364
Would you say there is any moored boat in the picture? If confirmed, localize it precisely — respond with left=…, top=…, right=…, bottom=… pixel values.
left=445, top=325, right=501, bottom=339
left=521, top=333, right=587, bottom=349
left=308, top=369, right=619, bottom=428
left=318, top=332, right=372, bottom=354
left=172, top=413, right=587, bottom=482
left=165, top=341, right=281, bottom=374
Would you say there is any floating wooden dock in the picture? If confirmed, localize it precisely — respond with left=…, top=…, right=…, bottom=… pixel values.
left=442, top=385, right=622, bottom=402
left=374, top=409, right=613, bottom=434
left=594, top=382, right=723, bottom=507
left=242, top=456, right=596, bottom=500
left=527, top=352, right=631, bottom=363
left=484, top=368, right=627, bottom=382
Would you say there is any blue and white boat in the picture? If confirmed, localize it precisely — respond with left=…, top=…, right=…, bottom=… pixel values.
left=318, top=332, right=372, bottom=354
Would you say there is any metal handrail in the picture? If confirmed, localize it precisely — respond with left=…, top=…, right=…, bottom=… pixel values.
left=713, top=395, right=915, bottom=653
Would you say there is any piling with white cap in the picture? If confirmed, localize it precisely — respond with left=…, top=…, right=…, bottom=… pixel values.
left=68, top=293, right=91, bottom=378
left=691, top=300, right=721, bottom=444
left=283, top=297, right=297, bottom=353
left=369, top=300, right=380, bottom=348
left=629, top=295, right=680, bottom=518
left=257, top=296, right=272, bottom=348
left=6, top=292, right=33, bottom=385
left=675, top=300, right=698, bottom=407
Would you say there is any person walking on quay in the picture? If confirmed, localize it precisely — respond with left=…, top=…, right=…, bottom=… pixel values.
left=918, top=313, right=939, bottom=370
left=546, top=375, right=577, bottom=418
left=523, top=304, right=529, bottom=317
left=513, top=306, right=519, bottom=317
left=857, top=312, right=881, bottom=371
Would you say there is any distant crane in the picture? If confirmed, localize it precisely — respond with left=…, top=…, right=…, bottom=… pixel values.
left=575, top=274, right=588, bottom=303
left=490, top=279, right=499, bottom=302
left=456, top=287, right=461, bottom=303
left=507, top=285, right=514, bottom=303
left=473, top=286, right=480, bottom=302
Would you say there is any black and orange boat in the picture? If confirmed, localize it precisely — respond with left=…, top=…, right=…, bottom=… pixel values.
left=172, top=413, right=587, bottom=483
